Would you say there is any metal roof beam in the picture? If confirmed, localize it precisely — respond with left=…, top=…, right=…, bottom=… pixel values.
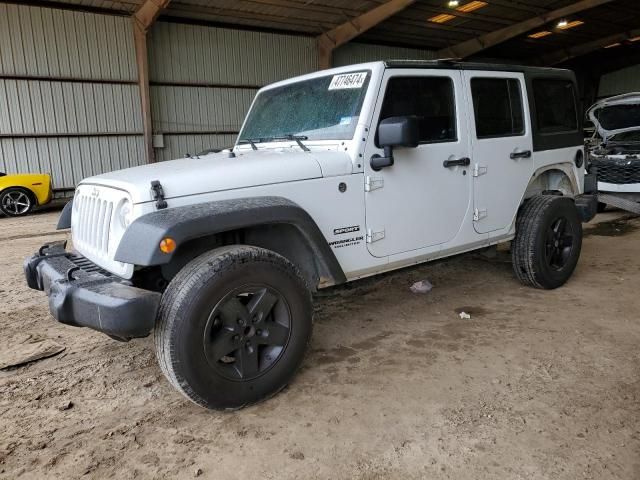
left=317, top=0, right=417, bottom=70
left=437, top=0, right=616, bottom=59
left=133, top=0, right=171, bottom=32
left=538, top=28, right=640, bottom=66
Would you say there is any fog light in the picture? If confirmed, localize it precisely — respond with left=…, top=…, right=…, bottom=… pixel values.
left=159, top=237, right=176, bottom=254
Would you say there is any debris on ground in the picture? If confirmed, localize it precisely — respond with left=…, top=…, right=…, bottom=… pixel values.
left=410, top=280, right=433, bottom=294
left=58, top=401, right=74, bottom=411
left=458, top=311, right=471, bottom=320
left=0, top=333, right=65, bottom=370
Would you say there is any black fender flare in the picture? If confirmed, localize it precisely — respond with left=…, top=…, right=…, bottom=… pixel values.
left=57, top=200, right=73, bottom=230
left=114, top=196, right=346, bottom=287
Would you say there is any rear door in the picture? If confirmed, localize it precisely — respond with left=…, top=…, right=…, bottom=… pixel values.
left=464, top=71, right=534, bottom=234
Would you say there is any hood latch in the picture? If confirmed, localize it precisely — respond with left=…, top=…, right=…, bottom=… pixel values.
left=150, top=180, right=168, bottom=210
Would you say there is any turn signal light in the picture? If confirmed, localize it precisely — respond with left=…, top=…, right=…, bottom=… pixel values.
left=159, top=237, right=177, bottom=254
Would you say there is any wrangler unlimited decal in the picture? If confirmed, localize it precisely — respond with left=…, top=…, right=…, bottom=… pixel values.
left=328, top=236, right=364, bottom=249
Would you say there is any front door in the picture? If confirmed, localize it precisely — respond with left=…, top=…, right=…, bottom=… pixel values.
left=463, top=71, right=534, bottom=234
left=364, top=69, right=472, bottom=258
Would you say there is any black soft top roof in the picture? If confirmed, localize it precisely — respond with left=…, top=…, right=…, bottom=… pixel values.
left=383, top=59, right=581, bottom=152
left=383, top=59, right=573, bottom=78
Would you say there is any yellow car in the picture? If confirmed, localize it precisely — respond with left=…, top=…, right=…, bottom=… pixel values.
left=0, top=172, right=52, bottom=217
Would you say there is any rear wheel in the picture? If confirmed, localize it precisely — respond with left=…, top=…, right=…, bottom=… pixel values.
left=512, top=195, right=582, bottom=289
left=0, top=187, right=34, bottom=217
left=155, top=245, right=313, bottom=410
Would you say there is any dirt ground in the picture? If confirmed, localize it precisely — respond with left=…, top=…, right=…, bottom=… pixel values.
left=1, top=209, right=639, bottom=480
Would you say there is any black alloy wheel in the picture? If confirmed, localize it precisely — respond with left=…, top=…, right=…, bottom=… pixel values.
left=512, top=195, right=583, bottom=289
left=203, top=285, right=291, bottom=381
left=155, top=245, right=313, bottom=410
left=544, top=216, right=576, bottom=271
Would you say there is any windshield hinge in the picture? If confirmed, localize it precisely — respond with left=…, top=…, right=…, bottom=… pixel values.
left=365, top=176, right=384, bottom=192
left=473, top=164, right=487, bottom=177
left=366, top=228, right=385, bottom=243
left=150, top=180, right=167, bottom=210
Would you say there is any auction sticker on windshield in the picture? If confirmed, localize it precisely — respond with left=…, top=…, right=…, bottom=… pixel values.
left=329, top=72, right=367, bottom=90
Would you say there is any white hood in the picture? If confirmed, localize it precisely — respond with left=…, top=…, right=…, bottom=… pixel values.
left=587, top=93, right=640, bottom=142
left=80, top=149, right=353, bottom=204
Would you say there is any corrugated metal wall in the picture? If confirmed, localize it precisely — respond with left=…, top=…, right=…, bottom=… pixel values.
left=0, top=3, right=144, bottom=190
left=0, top=3, right=439, bottom=179
left=148, top=22, right=318, bottom=161
left=598, top=64, right=640, bottom=98
left=334, top=42, right=436, bottom=66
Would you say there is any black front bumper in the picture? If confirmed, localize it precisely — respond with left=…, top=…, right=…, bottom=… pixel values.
left=24, top=242, right=161, bottom=339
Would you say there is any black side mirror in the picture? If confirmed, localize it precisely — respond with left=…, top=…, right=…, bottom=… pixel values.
left=371, top=116, right=420, bottom=171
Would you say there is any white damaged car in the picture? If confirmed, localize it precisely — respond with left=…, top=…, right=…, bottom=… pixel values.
left=587, top=93, right=640, bottom=212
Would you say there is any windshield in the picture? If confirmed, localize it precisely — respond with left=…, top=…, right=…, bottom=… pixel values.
left=594, top=104, right=640, bottom=130
left=238, top=71, right=371, bottom=143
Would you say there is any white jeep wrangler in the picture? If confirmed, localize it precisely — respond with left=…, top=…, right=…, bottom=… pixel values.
left=25, top=61, right=597, bottom=410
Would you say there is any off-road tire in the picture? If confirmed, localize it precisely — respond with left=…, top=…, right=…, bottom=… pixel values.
left=155, top=245, right=313, bottom=410
left=0, top=187, right=35, bottom=217
left=512, top=195, right=582, bottom=289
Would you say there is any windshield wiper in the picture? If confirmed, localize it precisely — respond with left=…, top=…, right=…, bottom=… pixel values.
left=239, top=135, right=310, bottom=152
left=270, top=134, right=310, bottom=152
left=237, top=139, right=258, bottom=150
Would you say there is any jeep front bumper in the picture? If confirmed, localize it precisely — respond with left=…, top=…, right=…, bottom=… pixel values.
left=24, top=242, right=160, bottom=340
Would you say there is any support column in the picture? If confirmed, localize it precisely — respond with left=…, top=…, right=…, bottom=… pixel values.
left=133, top=21, right=154, bottom=163
left=131, top=0, right=171, bottom=163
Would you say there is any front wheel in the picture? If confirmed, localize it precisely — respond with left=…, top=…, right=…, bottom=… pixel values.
left=512, top=195, right=582, bottom=289
left=155, top=246, right=313, bottom=410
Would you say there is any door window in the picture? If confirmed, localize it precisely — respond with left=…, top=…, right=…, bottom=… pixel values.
left=533, top=79, right=578, bottom=133
left=378, top=77, right=456, bottom=144
left=471, top=78, right=524, bottom=138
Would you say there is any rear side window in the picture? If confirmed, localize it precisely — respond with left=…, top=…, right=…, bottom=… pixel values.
left=471, top=78, right=524, bottom=138
left=379, top=76, right=457, bottom=144
left=533, top=79, right=578, bottom=133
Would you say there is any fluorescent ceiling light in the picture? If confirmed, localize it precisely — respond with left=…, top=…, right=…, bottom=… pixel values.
left=456, top=1, right=488, bottom=13
left=557, top=20, right=584, bottom=30
left=528, top=31, right=553, bottom=39
left=604, top=42, right=621, bottom=48
left=429, top=1, right=488, bottom=25
left=429, top=13, right=456, bottom=23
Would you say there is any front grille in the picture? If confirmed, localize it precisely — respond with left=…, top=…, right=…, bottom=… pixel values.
left=72, top=193, right=114, bottom=259
left=71, top=184, right=134, bottom=279
left=68, top=253, right=114, bottom=277
left=592, top=158, right=640, bottom=185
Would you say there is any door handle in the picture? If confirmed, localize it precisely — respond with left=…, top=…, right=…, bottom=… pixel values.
left=510, top=150, right=532, bottom=159
left=443, top=157, right=470, bottom=168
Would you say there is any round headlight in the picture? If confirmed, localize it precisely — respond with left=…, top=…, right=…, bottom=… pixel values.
left=118, top=199, right=132, bottom=229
